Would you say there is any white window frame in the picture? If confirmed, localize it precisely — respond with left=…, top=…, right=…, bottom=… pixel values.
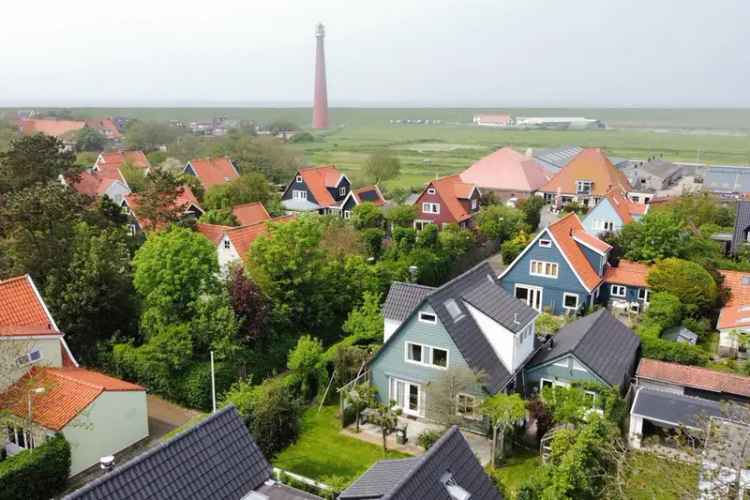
left=563, top=292, right=579, bottom=311
left=610, top=284, right=627, bottom=297
left=576, top=180, right=593, bottom=195
left=389, top=377, right=422, bottom=417
left=343, top=210, right=351, bottom=219
left=539, top=378, right=570, bottom=392
left=223, top=239, right=231, bottom=250
left=529, top=260, right=558, bottom=279
left=514, top=284, right=543, bottom=312
left=418, top=311, right=437, bottom=324
left=422, top=202, right=440, bottom=214
left=470, top=199, right=478, bottom=210
left=427, top=187, right=436, bottom=195
left=638, top=288, right=650, bottom=302
left=16, top=349, right=43, bottom=367
left=295, top=175, right=303, bottom=183
left=404, top=341, right=449, bottom=370
left=339, top=186, right=347, bottom=196
left=292, top=190, right=308, bottom=200
left=539, top=239, right=552, bottom=248
left=456, top=393, right=481, bottom=420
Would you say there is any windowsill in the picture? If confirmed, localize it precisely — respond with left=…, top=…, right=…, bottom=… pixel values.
left=405, top=359, right=448, bottom=370
left=529, top=272, right=558, bottom=279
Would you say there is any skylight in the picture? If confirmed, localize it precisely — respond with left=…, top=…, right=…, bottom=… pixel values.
left=444, top=299, right=465, bottom=322
left=441, top=472, right=471, bottom=500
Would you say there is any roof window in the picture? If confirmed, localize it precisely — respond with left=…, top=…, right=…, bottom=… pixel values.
left=444, top=299, right=465, bottom=322
left=441, top=471, right=471, bottom=500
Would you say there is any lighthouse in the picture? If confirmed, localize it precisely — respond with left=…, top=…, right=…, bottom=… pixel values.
left=312, top=23, right=329, bottom=129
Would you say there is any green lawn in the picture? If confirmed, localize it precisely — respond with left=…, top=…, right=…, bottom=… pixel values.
left=620, top=451, right=699, bottom=500
left=273, top=405, right=410, bottom=483
left=488, top=449, right=541, bottom=499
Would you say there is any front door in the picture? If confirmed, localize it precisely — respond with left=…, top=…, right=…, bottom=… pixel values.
left=515, top=284, right=543, bottom=311
left=389, top=377, right=421, bottom=417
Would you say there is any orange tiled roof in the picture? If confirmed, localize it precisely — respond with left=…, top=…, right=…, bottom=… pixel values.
left=0, top=367, right=143, bottom=431
left=606, top=190, right=647, bottom=224
left=297, top=165, right=344, bottom=207
left=351, top=185, right=385, bottom=206
left=717, top=304, right=750, bottom=330
left=226, top=215, right=296, bottom=258
left=572, top=229, right=612, bottom=254
left=637, top=358, right=750, bottom=398
left=459, top=147, right=553, bottom=192
left=86, top=118, right=122, bottom=139
left=187, top=157, right=239, bottom=189
left=540, top=148, right=633, bottom=197
left=196, top=223, right=232, bottom=245
left=232, top=202, right=270, bottom=226
left=720, top=270, right=750, bottom=307
left=97, top=151, right=150, bottom=170
left=69, top=170, right=120, bottom=198
left=0, top=275, right=57, bottom=335
left=20, top=119, right=85, bottom=138
left=547, top=213, right=605, bottom=291
left=428, top=175, right=478, bottom=222
left=603, top=259, right=651, bottom=288
left=125, top=185, right=202, bottom=231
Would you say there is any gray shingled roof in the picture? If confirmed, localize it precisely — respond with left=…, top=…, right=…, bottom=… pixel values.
left=383, top=282, right=435, bottom=322
left=632, top=388, right=721, bottom=428
left=662, top=325, right=698, bottom=344
left=705, top=167, right=750, bottom=194
left=64, top=406, right=316, bottom=500
left=528, top=309, right=640, bottom=388
left=731, top=201, right=750, bottom=255
left=532, top=146, right=584, bottom=170
left=339, top=426, right=502, bottom=500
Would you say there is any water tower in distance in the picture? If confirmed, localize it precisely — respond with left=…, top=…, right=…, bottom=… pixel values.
left=312, top=23, right=329, bottom=129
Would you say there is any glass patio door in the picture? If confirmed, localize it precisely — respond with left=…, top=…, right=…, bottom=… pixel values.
left=389, top=377, right=421, bottom=417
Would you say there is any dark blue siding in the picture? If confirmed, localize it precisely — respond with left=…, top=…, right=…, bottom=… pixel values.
left=599, top=282, right=648, bottom=305
left=578, top=243, right=605, bottom=276
left=282, top=174, right=318, bottom=205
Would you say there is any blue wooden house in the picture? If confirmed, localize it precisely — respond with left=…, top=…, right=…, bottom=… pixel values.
left=599, top=259, right=653, bottom=311
left=524, top=309, right=640, bottom=397
left=582, top=190, right=648, bottom=236
left=498, top=213, right=612, bottom=315
left=370, top=263, right=538, bottom=424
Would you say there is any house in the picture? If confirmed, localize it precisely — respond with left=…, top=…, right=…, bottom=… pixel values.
left=340, top=426, right=501, bottom=500
left=703, top=166, right=750, bottom=198
left=63, top=405, right=318, bottom=500
left=121, top=187, right=204, bottom=234
left=662, top=325, right=699, bottom=345
left=197, top=215, right=296, bottom=272
left=183, top=157, right=240, bottom=189
left=19, top=118, right=86, bottom=139
left=524, top=309, right=640, bottom=396
left=340, top=185, right=386, bottom=219
left=728, top=201, right=750, bottom=256
left=0, top=274, right=148, bottom=477
left=458, top=147, right=553, bottom=202
left=538, top=148, right=633, bottom=208
left=231, top=202, right=270, bottom=226
left=370, top=262, right=538, bottom=423
left=64, top=170, right=130, bottom=205
left=281, top=165, right=351, bottom=215
left=413, top=175, right=480, bottom=230
left=1, top=367, right=148, bottom=476
left=629, top=359, right=750, bottom=449
left=622, top=158, right=683, bottom=192
left=582, top=190, right=648, bottom=236
left=473, top=113, right=512, bottom=128
left=94, top=150, right=151, bottom=173
left=85, top=118, right=123, bottom=141
left=600, top=259, right=652, bottom=311
left=498, top=213, right=612, bottom=315
left=717, top=270, right=750, bottom=357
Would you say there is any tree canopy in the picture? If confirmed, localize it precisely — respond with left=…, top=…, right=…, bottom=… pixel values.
left=647, top=258, right=719, bottom=314
left=363, top=150, right=401, bottom=185
left=0, top=134, right=76, bottom=193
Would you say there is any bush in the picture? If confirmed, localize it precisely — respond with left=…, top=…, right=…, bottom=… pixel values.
left=642, top=292, right=683, bottom=329
left=501, top=230, right=530, bottom=264
left=417, top=429, right=444, bottom=450
left=0, top=433, right=70, bottom=500
left=172, top=361, right=235, bottom=411
left=647, top=258, right=718, bottom=314
left=639, top=335, right=709, bottom=366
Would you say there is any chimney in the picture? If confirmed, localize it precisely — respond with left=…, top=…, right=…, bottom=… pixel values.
left=513, top=313, right=520, bottom=325
left=100, top=455, right=115, bottom=472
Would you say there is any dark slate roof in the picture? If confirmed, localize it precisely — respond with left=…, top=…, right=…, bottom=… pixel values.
left=339, top=426, right=502, bottom=500
left=731, top=201, right=750, bottom=255
left=640, top=159, right=682, bottom=178
left=383, top=282, right=435, bottom=322
left=662, top=325, right=698, bottom=344
left=528, top=309, right=640, bottom=388
left=632, top=388, right=721, bottom=428
left=64, top=406, right=285, bottom=500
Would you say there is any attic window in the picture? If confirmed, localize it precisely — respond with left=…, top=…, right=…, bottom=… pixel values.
left=427, top=188, right=436, bottom=195
left=444, top=299, right=465, bottom=322
left=576, top=180, right=593, bottom=195
left=441, top=472, right=471, bottom=500
left=419, top=312, right=437, bottom=324
left=295, top=175, right=303, bottom=183
left=539, top=239, right=552, bottom=248
left=16, top=349, right=42, bottom=367
left=223, top=240, right=231, bottom=249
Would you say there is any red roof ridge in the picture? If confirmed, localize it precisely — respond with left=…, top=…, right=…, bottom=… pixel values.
left=48, top=367, right=144, bottom=392
left=637, top=358, right=750, bottom=397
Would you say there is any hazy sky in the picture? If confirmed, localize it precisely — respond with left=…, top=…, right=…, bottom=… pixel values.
left=1, top=0, right=748, bottom=107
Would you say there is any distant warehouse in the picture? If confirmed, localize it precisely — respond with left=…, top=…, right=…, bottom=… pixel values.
left=514, top=116, right=606, bottom=130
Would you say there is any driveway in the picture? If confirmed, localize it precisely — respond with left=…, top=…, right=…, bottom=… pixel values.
left=147, top=394, right=202, bottom=441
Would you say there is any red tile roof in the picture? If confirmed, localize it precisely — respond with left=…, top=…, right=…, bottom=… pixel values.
left=426, top=175, right=478, bottom=223
left=717, top=304, right=750, bottom=330
left=606, top=190, right=648, bottom=224
left=547, top=213, right=606, bottom=291
left=124, top=186, right=202, bottom=231
left=637, top=358, right=750, bottom=398
left=0, top=275, right=57, bottom=335
left=720, top=270, right=750, bottom=307
left=69, top=170, right=121, bottom=198
left=296, top=165, right=344, bottom=207
left=20, top=119, right=86, bottom=138
left=196, top=223, right=232, bottom=245
left=86, top=118, right=122, bottom=140
left=540, top=148, right=633, bottom=196
left=603, top=259, right=651, bottom=288
left=226, top=215, right=297, bottom=258
left=351, top=185, right=385, bottom=206
left=460, top=147, right=553, bottom=192
left=572, top=229, right=612, bottom=254
left=0, top=367, right=143, bottom=431
left=96, top=151, right=151, bottom=170
left=232, top=202, right=270, bottom=226
left=187, top=157, right=239, bottom=189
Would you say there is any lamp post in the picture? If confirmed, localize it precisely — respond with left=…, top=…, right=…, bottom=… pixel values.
left=27, top=387, right=45, bottom=451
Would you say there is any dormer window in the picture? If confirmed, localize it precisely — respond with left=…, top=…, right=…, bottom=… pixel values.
left=427, top=187, right=436, bottom=195
left=419, top=311, right=437, bottom=324
left=576, top=180, right=593, bottom=195
left=295, top=175, right=303, bottom=183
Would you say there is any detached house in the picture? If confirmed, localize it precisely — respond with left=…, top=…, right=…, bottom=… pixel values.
left=729, top=201, right=750, bottom=256
left=539, top=148, right=633, bottom=209
left=281, top=165, right=351, bottom=215
left=183, top=157, right=240, bottom=190
left=582, top=190, right=648, bottom=236
left=600, top=259, right=652, bottom=310
left=371, top=263, right=538, bottom=423
left=499, top=213, right=611, bottom=315
left=413, top=175, right=480, bottom=230
left=0, top=274, right=148, bottom=476
left=64, top=170, right=130, bottom=205
left=231, top=202, right=270, bottom=226
left=94, top=150, right=151, bottom=174
left=340, top=185, right=386, bottom=219
left=121, top=187, right=204, bottom=234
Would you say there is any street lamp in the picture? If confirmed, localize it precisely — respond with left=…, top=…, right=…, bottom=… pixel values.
left=27, top=387, right=45, bottom=451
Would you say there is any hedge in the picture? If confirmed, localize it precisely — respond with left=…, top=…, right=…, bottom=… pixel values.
left=640, top=335, right=709, bottom=366
left=0, top=433, right=70, bottom=500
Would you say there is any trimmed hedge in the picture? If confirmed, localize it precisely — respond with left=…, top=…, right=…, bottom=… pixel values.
left=0, top=433, right=70, bottom=500
left=640, top=335, right=709, bottom=366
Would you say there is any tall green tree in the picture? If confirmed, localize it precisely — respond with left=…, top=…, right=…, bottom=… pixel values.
left=647, top=257, right=718, bottom=314
left=75, top=127, right=106, bottom=152
left=480, top=393, right=526, bottom=467
left=203, top=173, right=273, bottom=210
left=363, top=150, right=401, bottom=185
left=0, top=134, right=76, bottom=193
left=134, top=170, right=186, bottom=231
left=125, top=120, right=180, bottom=151
left=475, top=204, right=527, bottom=243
